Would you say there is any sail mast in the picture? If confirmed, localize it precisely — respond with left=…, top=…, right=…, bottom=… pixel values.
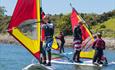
left=36, top=0, right=41, bottom=58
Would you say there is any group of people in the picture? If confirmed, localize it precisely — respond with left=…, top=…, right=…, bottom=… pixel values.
left=72, top=21, right=107, bottom=65
left=40, top=15, right=107, bottom=66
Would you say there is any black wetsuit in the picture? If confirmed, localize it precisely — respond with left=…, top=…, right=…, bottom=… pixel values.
left=73, top=25, right=82, bottom=62
left=42, top=22, right=54, bottom=65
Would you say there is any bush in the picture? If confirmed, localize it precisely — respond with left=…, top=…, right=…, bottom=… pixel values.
left=100, top=24, right=106, bottom=29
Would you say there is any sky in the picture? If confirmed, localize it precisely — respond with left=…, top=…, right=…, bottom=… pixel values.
left=0, top=0, right=115, bottom=16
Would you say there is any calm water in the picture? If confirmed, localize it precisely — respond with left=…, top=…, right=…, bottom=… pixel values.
left=0, top=44, right=115, bottom=70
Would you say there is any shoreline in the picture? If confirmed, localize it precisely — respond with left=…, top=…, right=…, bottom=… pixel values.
left=0, top=33, right=115, bottom=50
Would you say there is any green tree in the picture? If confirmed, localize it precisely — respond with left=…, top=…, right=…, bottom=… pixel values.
left=0, top=6, right=9, bottom=33
left=0, top=6, right=6, bottom=17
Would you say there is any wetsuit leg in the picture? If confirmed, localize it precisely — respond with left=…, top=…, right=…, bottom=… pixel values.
left=76, top=50, right=81, bottom=62
left=47, top=49, right=51, bottom=63
left=93, top=50, right=98, bottom=63
left=61, top=42, right=65, bottom=53
left=40, top=41, right=46, bottom=64
left=73, top=50, right=78, bottom=61
left=46, top=38, right=53, bottom=66
left=41, top=47, right=46, bottom=64
left=73, top=50, right=81, bottom=62
left=73, top=50, right=77, bottom=61
left=97, top=50, right=103, bottom=64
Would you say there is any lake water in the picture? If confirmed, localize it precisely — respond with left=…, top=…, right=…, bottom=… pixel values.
left=0, top=44, right=115, bottom=70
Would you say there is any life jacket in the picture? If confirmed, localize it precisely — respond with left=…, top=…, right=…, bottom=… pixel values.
left=95, top=39, right=105, bottom=49
left=43, top=23, right=54, bottom=37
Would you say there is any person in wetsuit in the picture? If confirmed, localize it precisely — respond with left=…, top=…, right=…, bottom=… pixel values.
left=73, top=22, right=83, bottom=63
left=56, top=31, right=65, bottom=53
left=41, top=15, right=54, bottom=66
left=92, top=33, right=106, bottom=64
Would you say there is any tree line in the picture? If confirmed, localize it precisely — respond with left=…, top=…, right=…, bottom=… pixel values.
left=50, top=10, right=115, bottom=35
left=0, top=6, right=115, bottom=35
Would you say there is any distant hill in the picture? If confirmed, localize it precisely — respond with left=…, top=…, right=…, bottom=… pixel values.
left=91, top=17, right=115, bottom=38
left=104, top=18, right=115, bottom=31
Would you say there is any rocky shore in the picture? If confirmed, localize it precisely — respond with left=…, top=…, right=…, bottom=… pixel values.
left=64, top=36, right=115, bottom=50
left=0, top=33, right=115, bottom=50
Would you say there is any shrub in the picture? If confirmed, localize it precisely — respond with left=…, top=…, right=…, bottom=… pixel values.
left=100, top=24, right=106, bottom=29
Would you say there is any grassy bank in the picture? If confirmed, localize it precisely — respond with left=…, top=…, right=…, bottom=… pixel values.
left=91, top=17, right=115, bottom=38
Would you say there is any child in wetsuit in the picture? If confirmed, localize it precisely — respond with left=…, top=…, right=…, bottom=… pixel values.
left=92, top=33, right=106, bottom=64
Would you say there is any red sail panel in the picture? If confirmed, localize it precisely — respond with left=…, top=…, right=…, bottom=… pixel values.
left=70, top=8, right=90, bottom=40
left=8, top=0, right=37, bottom=31
left=41, top=28, right=45, bottom=41
left=80, top=25, right=90, bottom=40
left=41, top=10, right=45, bottom=41
left=70, top=8, right=79, bottom=32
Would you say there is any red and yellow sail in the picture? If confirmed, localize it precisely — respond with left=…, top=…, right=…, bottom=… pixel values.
left=70, top=8, right=95, bottom=59
left=8, top=0, right=41, bottom=61
left=8, top=0, right=58, bottom=61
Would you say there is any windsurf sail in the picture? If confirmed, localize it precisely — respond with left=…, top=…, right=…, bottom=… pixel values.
left=8, top=0, right=41, bottom=61
left=8, top=0, right=58, bottom=62
left=70, top=7, right=95, bottom=59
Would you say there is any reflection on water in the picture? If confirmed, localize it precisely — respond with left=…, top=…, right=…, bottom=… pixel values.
left=0, top=44, right=115, bottom=70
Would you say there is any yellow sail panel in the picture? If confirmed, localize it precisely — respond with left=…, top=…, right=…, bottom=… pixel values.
left=12, top=28, right=40, bottom=53
left=77, top=15, right=82, bottom=21
left=80, top=50, right=95, bottom=59
left=52, top=37, right=59, bottom=50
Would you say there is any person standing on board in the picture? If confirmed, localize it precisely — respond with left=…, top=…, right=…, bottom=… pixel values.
left=56, top=31, right=65, bottom=53
left=42, top=15, right=54, bottom=66
left=92, top=33, right=106, bottom=65
left=72, top=21, right=83, bottom=63
left=39, top=7, right=47, bottom=65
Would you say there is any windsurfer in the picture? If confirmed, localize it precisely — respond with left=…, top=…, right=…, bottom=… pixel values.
left=56, top=31, right=65, bottom=53
left=92, top=33, right=106, bottom=65
left=42, top=15, right=54, bottom=66
left=72, top=21, right=83, bottom=63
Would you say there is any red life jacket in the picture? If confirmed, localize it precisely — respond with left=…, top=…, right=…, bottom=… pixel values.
left=95, top=39, right=105, bottom=49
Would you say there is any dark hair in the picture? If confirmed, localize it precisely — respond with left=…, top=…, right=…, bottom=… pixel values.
left=97, top=33, right=102, bottom=38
